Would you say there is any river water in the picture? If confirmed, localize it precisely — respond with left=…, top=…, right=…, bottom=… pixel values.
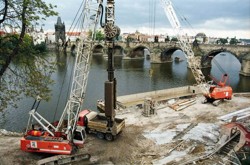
left=0, top=50, right=249, bottom=132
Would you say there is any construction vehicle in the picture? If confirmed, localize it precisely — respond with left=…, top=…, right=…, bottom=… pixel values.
left=161, top=0, right=233, bottom=104
left=20, top=0, right=104, bottom=155
left=208, top=73, right=232, bottom=104
left=77, top=110, right=125, bottom=141
left=87, top=0, right=126, bottom=140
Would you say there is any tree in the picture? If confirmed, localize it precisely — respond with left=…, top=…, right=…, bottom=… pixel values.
left=216, top=38, right=228, bottom=45
left=171, top=37, right=178, bottom=42
left=229, top=37, right=239, bottom=45
left=0, top=0, right=8, bottom=24
left=0, top=0, right=57, bottom=77
left=88, top=29, right=105, bottom=41
left=165, top=36, right=170, bottom=42
left=95, top=30, right=105, bottom=41
left=0, top=0, right=58, bottom=111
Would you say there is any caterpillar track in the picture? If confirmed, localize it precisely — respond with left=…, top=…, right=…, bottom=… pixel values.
left=37, top=153, right=91, bottom=165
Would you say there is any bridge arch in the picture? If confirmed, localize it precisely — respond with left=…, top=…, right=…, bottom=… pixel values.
left=160, top=46, right=182, bottom=62
left=93, top=44, right=105, bottom=55
left=201, top=49, right=240, bottom=68
left=128, top=45, right=150, bottom=58
left=113, top=45, right=124, bottom=56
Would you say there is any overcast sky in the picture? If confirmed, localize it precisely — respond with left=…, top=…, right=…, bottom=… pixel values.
left=43, top=0, right=250, bottom=39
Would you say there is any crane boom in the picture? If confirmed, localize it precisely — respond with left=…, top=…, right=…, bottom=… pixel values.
left=161, top=0, right=210, bottom=95
left=55, top=0, right=103, bottom=139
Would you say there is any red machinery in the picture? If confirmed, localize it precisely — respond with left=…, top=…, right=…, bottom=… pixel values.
left=20, top=0, right=103, bottom=155
left=221, top=122, right=250, bottom=162
left=205, top=74, right=233, bottom=103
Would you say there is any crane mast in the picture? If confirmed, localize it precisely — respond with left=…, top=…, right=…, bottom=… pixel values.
left=56, top=0, right=103, bottom=139
left=161, top=0, right=210, bottom=96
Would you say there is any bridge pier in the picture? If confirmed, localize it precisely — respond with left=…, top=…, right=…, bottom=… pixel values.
left=150, top=53, right=161, bottom=63
left=239, top=54, right=250, bottom=76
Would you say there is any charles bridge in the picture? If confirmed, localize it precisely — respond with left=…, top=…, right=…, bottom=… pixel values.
left=68, top=41, right=250, bottom=76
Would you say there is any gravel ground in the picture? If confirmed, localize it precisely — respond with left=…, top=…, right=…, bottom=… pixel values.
left=0, top=94, right=249, bottom=165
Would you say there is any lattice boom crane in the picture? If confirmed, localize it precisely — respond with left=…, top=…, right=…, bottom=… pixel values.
left=21, top=0, right=103, bottom=155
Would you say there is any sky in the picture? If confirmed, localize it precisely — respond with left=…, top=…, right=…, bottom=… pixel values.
left=42, top=0, right=250, bottom=39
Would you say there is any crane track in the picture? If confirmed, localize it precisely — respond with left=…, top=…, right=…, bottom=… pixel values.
left=37, top=153, right=91, bottom=165
left=179, top=131, right=241, bottom=165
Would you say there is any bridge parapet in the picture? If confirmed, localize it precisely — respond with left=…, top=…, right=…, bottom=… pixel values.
left=199, top=44, right=250, bottom=57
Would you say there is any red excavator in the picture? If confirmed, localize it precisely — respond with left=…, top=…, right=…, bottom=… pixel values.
left=205, top=73, right=233, bottom=105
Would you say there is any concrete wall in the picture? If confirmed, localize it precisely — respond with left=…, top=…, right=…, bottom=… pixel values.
left=117, top=85, right=201, bottom=107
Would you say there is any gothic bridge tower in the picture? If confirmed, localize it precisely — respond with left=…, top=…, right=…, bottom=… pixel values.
left=55, top=17, right=66, bottom=45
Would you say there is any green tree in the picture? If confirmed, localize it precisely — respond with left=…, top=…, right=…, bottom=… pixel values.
left=88, top=29, right=105, bottom=41
left=229, top=37, right=239, bottom=45
left=216, top=38, right=228, bottom=45
left=171, top=37, right=178, bottom=42
left=0, top=0, right=58, bottom=111
left=95, top=30, right=105, bottom=41
left=1, top=0, right=57, bottom=76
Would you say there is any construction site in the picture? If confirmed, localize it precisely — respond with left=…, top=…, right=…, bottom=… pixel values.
left=0, top=90, right=250, bottom=164
left=0, top=0, right=249, bottom=165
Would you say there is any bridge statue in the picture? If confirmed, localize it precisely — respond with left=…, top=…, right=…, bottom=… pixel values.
left=55, top=17, right=66, bottom=46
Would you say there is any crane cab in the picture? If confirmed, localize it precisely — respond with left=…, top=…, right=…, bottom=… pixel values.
left=207, top=85, right=233, bottom=101
left=73, top=126, right=86, bottom=146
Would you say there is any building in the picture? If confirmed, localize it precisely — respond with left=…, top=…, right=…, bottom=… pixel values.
left=195, top=32, right=209, bottom=44
left=27, top=26, right=46, bottom=45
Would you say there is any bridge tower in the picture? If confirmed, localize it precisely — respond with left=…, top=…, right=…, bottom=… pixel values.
left=55, top=17, right=66, bottom=45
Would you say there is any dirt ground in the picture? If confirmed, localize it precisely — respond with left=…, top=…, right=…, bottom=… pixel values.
left=0, top=94, right=250, bottom=165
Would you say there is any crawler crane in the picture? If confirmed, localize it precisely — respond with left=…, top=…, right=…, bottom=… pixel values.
left=161, top=0, right=233, bottom=104
left=20, top=0, right=103, bottom=155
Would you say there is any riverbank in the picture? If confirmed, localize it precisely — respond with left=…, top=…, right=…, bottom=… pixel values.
left=0, top=92, right=250, bottom=164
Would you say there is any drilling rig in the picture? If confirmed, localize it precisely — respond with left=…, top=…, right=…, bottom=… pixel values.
left=103, top=0, right=121, bottom=132
left=77, top=0, right=125, bottom=141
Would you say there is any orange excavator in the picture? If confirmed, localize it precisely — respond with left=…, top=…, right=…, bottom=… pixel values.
left=207, top=73, right=232, bottom=105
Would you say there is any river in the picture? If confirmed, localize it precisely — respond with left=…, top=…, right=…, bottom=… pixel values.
left=0, top=50, right=249, bottom=132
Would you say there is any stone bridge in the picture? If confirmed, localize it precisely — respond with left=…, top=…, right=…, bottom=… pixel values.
left=70, top=41, right=250, bottom=76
